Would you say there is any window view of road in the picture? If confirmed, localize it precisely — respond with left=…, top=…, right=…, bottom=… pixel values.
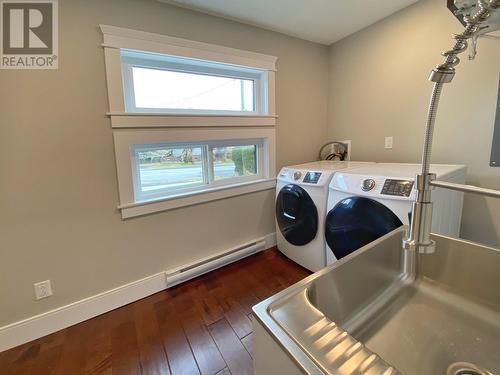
left=137, top=145, right=256, bottom=194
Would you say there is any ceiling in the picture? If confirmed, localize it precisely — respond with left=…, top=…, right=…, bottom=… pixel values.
left=160, top=0, right=419, bottom=45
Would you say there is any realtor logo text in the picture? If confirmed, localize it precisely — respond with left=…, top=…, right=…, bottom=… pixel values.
left=1, top=0, right=58, bottom=69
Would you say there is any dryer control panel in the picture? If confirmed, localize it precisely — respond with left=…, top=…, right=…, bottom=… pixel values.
left=381, top=179, right=414, bottom=197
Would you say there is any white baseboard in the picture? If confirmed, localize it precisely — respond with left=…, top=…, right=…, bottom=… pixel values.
left=263, top=231, right=277, bottom=248
left=0, top=272, right=167, bottom=353
left=0, top=232, right=276, bottom=352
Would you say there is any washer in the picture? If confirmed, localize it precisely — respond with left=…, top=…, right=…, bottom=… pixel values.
left=275, top=161, right=374, bottom=272
left=325, top=163, right=467, bottom=265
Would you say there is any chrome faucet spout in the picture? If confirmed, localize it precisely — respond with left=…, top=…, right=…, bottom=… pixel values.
left=403, top=0, right=500, bottom=255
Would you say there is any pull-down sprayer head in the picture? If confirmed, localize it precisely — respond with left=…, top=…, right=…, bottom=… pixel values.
left=430, top=0, right=500, bottom=83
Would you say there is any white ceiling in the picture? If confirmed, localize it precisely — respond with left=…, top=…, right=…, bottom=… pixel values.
left=160, top=0, right=419, bottom=45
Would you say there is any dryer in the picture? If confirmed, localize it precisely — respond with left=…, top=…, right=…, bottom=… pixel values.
left=325, top=163, right=467, bottom=265
left=275, top=161, right=374, bottom=272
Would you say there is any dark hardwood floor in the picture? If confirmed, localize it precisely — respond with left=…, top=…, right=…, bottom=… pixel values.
left=0, top=248, right=310, bottom=375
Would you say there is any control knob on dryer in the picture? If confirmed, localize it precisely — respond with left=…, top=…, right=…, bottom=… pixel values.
left=362, top=179, right=376, bottom=191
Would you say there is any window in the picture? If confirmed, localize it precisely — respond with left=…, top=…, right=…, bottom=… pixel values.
left=101, top=25, right=277, bottom=218
left=132, top=140, right=262, bottom=202
left=213, top=145, right=257, bottom=181
left=113, top=128, right=275, bottom=218
left=135, top=144, right=205, bottom=198
left=121, top=50, right=264, bottom=115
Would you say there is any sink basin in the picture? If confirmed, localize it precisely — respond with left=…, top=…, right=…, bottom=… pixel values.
left=253, top=227, right=500, bottom=375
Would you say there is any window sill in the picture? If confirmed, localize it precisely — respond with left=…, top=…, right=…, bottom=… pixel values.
left=118, top=178, right=276, bottom=219
left=107, top=113, right=277, bottom=128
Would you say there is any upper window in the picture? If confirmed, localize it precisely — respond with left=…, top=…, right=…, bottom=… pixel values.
left=121, top=50, right=267, bottom=115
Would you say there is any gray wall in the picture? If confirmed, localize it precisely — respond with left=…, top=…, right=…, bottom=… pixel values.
left=328, top=0, right=500, bottom=247
left=0, top=0, right=329, bottom=326
left=2, top=0, right=498, bottom=329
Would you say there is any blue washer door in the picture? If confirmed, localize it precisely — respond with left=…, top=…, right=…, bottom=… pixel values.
left=276, top=184, right=318, bottom=246
left=325, top=196, right=403, bottom=260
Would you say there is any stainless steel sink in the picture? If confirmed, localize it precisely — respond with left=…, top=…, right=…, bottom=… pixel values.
left=253, top=227, right=500, bottom=375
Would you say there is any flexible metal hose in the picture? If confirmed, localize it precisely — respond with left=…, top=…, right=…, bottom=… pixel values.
left=421, top=82, right=443, bottom=176
left=421, top=0, right=500, bottom=176
left=405, top=0, right=500, bottom=253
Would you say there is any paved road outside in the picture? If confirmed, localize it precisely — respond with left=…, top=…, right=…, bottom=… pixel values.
left=140, top=164, right=238, bottom=189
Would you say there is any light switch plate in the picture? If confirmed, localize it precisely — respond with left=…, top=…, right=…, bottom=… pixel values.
left=385, top=136, right=393, bottom=149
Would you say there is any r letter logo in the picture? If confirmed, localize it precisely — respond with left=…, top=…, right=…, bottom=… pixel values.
left=1, top=0, right=58, bottom=69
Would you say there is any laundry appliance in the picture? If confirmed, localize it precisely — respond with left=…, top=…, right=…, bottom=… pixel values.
left=275, top=161, right=374, bottom=272
left=325, top=163, right=467, bottom=265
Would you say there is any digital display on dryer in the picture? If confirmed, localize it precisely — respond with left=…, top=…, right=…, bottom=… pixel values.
left=303, top=172, right=322, bottom=184
left=381, top=179, right=414, bottom=197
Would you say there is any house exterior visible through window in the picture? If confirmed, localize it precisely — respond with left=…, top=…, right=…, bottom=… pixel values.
left=132, top=140, right=263, bottom=202
left=101, top=25, right=277, bottom=218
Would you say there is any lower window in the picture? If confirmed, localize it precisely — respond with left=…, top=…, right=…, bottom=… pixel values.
left=132, top=140, right=262, bottom=202
left=113, top=128, right=275, bottom=218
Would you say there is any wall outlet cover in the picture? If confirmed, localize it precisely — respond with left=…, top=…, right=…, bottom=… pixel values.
left=340, top=140, right=351, bottom=160
left=34, top=280, right=53, bottom=300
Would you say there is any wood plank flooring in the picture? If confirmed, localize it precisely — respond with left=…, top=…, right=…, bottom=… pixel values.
left=0, top=248, right=310, bottom=375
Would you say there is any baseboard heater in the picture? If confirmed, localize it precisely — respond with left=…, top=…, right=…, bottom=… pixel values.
left=165, top=239, right=266, bottom=287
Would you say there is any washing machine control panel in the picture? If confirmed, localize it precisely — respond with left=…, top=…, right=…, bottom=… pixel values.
left=303, top=172, right=322, bottom=184
left=278, top=169, right=328, bottom=185
left=381, top=179, right=414, bottom=197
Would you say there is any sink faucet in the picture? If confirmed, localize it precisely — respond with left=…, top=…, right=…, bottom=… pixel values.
left=403, top=0, right=500, bottom=254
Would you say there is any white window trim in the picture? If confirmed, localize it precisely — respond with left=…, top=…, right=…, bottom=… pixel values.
left=114, top=128, right=276, bottom=219
left=100, top=25, right=277, bottom=218
left=106, top=113, right=277, bottom=129
left=100, top=24, right=277, bottom=128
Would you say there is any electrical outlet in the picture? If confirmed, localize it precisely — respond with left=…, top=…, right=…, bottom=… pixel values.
left=34, top=280, right=52, bottom=300
left=340, top=140, right=351, bottom=160
left=384, top=136, right=393, bottom=149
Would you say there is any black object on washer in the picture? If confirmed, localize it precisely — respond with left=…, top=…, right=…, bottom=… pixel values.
left=276, top=184, right=318, bottom=246
left=325, top=196, right=403, bottom=260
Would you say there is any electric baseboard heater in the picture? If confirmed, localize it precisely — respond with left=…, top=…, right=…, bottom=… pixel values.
left=165, top=239, right=266, bottom=287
